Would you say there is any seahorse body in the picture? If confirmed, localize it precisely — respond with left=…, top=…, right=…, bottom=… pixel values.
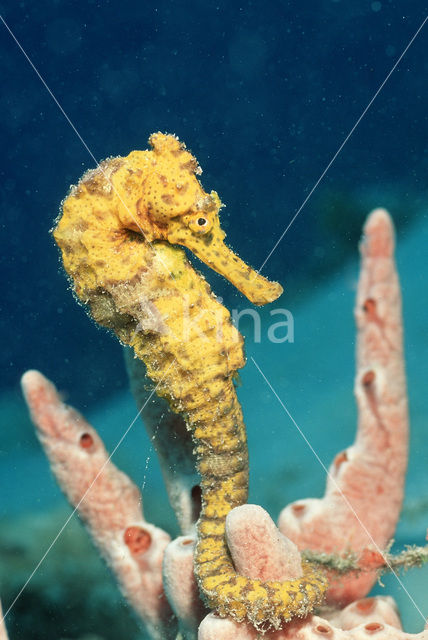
left=53, top=133, right=327, bottom=629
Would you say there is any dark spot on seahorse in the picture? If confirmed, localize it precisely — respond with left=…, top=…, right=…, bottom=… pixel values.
left=180, top=159, right=198, bottom=173
left=161, top=194, right=174, bottom=205
left=125, top=228, right=145, bottom=243
left=176, top=182, right=189, bottom=194
left=240, top=581, right=256, bottom=597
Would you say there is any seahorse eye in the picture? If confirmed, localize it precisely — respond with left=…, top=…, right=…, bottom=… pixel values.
left=188, top=214, right=213, bottom=234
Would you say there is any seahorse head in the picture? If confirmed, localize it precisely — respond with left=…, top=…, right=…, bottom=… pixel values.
left=124, top=132, right=282, bottom=306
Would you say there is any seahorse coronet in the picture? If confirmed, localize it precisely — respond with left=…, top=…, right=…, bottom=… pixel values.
left=53, top=133, right=327, bottom=630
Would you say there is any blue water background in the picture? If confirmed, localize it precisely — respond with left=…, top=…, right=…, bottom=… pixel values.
left=0, top=2, right=427, bottom=638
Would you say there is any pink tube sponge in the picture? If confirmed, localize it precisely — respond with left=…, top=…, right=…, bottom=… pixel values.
left=279, top=209, right=408, bottom=605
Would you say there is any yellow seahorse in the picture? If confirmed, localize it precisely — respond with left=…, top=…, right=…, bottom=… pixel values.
left=53, top=133, right=327, bottom=629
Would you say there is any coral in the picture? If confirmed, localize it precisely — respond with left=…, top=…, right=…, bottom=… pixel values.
left=16, top=355, right=427, bottom=639
left=279, top=208, right=409, bottom=606
left=51, top=132, right=327, bottom=628
left=20, top=369, right=173, bottom=640
left=1, top=207, right=424, bottom=639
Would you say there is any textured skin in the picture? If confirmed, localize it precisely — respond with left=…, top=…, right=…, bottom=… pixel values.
left=53, top=133, right=327, bottom=628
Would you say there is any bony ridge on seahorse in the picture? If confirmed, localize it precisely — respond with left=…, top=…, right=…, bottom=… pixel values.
left=53, top=133, right=328, bottom=630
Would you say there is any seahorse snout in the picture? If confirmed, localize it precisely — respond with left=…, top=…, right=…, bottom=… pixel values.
left=166, top=205, right=283, bottom=306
